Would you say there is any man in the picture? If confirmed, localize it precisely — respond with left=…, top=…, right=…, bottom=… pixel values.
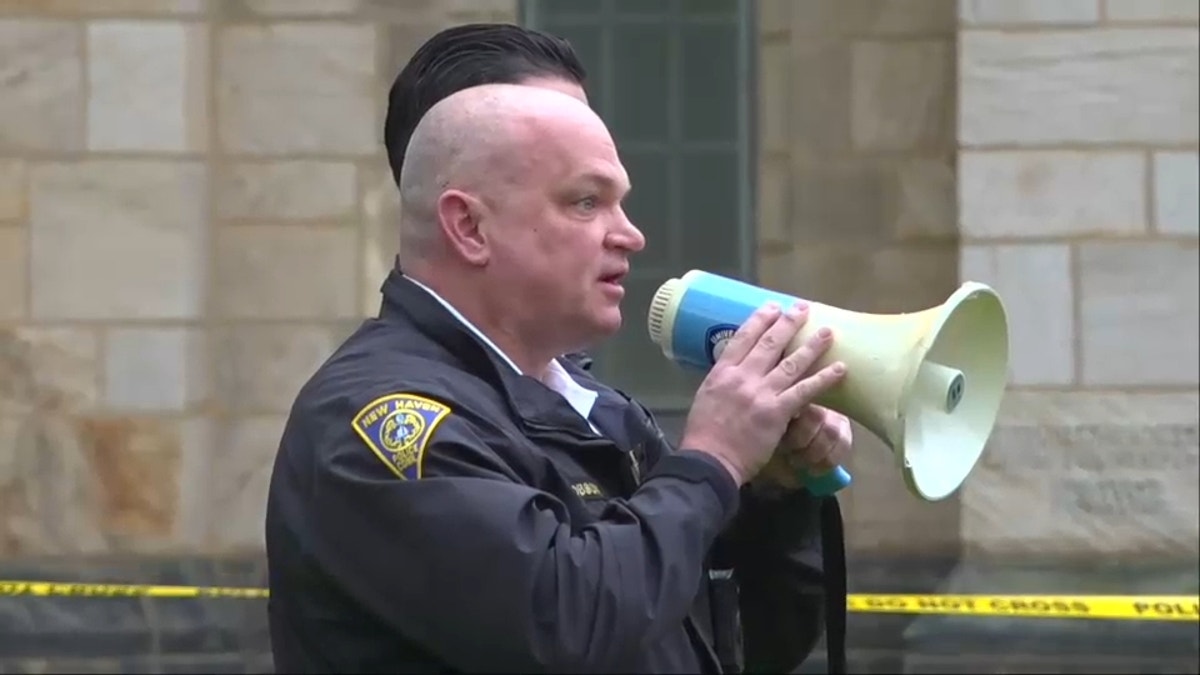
left=266, top=82, right=853, bottom=674
left=383, top=22, right=596, bottom=373
left=379, top=24, right=849, bottom=667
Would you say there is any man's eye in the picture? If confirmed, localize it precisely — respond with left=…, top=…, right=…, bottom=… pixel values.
left=576, top=196, right=598, bottom=211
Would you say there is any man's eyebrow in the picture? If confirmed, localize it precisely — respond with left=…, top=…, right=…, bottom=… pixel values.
left=573, top=171, right=631, bottom=194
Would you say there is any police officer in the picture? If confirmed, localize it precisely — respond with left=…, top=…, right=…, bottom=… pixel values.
left=266, top=67, right=852, bottom=675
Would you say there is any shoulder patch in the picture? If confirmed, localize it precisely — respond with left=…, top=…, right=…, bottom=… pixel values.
left=351, top=393, right=452, bottom=480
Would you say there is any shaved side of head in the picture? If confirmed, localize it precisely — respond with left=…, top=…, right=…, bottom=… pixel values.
left=396, top=83, right=605, bottom=263
left=391, top=81, right=639, bottom=373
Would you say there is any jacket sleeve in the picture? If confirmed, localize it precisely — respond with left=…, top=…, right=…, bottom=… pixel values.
left=301, top=391, right=740, bottom=673
left=623, top=395, right=835, bottom=673
left=717, top=483, right=832, bottom=673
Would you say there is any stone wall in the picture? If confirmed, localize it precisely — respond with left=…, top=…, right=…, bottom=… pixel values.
left=956, top=0, right=1199, bottom=562
left=0, top=0, right=1195, bottom=604
left=755, top=0, right=1198, bottom=562
left=0, top=0, right=516, bottom=559
left=0, top=0, right=1196, bottom=672
left=755, top=0, right=967, bottom=557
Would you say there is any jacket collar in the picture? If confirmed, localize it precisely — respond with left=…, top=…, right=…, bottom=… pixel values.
left=376, top=266, right=602, bottom=437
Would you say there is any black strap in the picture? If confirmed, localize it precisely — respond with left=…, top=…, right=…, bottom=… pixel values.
left=706, top=569, right=743, bottom=674
left=820, top=497, right=847, bottom=674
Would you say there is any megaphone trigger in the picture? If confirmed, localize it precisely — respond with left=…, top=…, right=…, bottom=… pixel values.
left=647, top=270, right=1010, bottom=503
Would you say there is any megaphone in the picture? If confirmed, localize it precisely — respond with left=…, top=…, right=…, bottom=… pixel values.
left=646, top=270, right=1009, bottom=502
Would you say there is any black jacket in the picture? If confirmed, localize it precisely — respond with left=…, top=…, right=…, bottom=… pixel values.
left=265, top=269, right=847, bottom=673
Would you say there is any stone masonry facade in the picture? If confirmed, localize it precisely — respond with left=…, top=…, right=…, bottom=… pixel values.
left=756, top=0, right=1198, bottom=562
left=0, top=0, right=1196, bottom=664
left=0, top=0, right=1196, bottom=672
left=955, top=0, right=1198, bottom=562
left=0, top=0, right=1196, bottom=568
left=0, top=0, right=519, bottom=560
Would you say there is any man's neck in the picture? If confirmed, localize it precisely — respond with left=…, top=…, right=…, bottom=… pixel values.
left=403, top=271, right=558, bottom=380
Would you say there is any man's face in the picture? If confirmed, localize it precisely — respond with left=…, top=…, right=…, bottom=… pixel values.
left=483, top=94, right=646, bottom=353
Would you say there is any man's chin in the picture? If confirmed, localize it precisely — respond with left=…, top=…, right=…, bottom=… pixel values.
left=597, top=309, right=624, bottom=335
left=576, top=311, right=623, bottom=347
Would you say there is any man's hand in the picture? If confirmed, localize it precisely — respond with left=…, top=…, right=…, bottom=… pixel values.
left=757, top=405, right=853, bottom=492
left=679, top=302, right=846, bottom=487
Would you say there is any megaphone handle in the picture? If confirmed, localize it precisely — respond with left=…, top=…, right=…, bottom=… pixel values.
left=802, top=465, right=853, bottom=497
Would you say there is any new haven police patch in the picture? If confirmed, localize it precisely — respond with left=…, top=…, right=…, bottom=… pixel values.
left=351, top=394, right=452, bottom=481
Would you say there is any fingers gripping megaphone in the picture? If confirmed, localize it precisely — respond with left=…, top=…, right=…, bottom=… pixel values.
left=646, top=270, right=1009, bottom=502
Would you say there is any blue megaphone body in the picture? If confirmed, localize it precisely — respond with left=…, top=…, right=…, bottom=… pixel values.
left=645, top=270, right=1011, bottom=503
left=646, top=271, right=854, bottom=496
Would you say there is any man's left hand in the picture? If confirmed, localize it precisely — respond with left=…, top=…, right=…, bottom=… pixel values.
left=757, top=405, right=854, bottom=492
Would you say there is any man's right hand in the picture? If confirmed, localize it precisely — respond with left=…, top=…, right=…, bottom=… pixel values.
left=679, top=301, right=847, bottom=487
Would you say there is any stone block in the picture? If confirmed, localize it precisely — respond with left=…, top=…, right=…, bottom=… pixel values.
left=29, top=161, right=207, bottom=321
left=960, top=29, right=1199, bottom=145
left=0, top=326, right=100, bottom=416
left=758, top=40, right=791, bottom=155
left=790, top=0, right=957, bottom=37
left=0, top=0, right=206, bottom=14
left=213, top=225, right=358, bottom=320
left=757, top=155, right=791, bottom=246
left=789, top=160, right=894, bottom=243
left=104, top=327, right=207, bottom=413
left=842, top=419, right=963, bottom=557
left=959, top=0, right=1100, bottom=25
left=959, top=151, right=1146, bottom=239
left=379, top=19, right=454, bottom=89
left=851, top=40, right=954, bottom=151
left=1105, top=0, right=1200, bottom=22
left=759, top=0, right=789, bottom=34
left=894, top=158, right=957, bottom=240
left=358, top=163, right=401, bottom=316
left=962, top=390, right=1200, bottom=559
left=0, top=414, right=211, bottom=555
left=789, top=156, right=957, bottom=244
left=87, top=21, right=208, bottom=153
left=210, top=323, right=351, bottom=414
left=1155, top=151, right=1200, bottom=236
left=439, top=0, right=516, bottom=23
left=208, top=415, right=287, bottom=552
left=119, top=655, right=244, bottom=673
left=216, top=23, right=377, bottom=155
left=0, top=19, right=84, bottom=152
left=787, top=39, right=851, bottom=155
left=0, top=228, right=25, bottom=320
left=239, top=0, right=361, bottom=15
left=1078, top=241, right=1199, bottom=386
left=0, top=596, right=149, bottom=660
left=216, top=160, right=358, bottom=221
left=960, top=244, right=1074, bottom=386
left=760, top=241, right=960, bottom=315
left=904, top=561, right=1199, bottom=671
left=0, top=554, right=271, bottom=659
left=904, top=651, right=1199, bottom=674
left=0, top=159, right=24, bottom=221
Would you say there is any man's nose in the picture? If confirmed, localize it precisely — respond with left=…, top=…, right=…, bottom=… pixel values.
left=609, top=211, right=646, bottom=252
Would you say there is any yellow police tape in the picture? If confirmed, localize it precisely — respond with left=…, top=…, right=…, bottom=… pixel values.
left=847, top=594, right=1198, bottom=622
left=1, top=580, right=1196, bottom=622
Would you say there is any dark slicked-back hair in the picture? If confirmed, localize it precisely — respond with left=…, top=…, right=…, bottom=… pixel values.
left=384, top=23, right=588, bottom=188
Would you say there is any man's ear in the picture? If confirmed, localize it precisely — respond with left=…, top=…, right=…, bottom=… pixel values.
left=436, top=189, right=490, bottom=266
